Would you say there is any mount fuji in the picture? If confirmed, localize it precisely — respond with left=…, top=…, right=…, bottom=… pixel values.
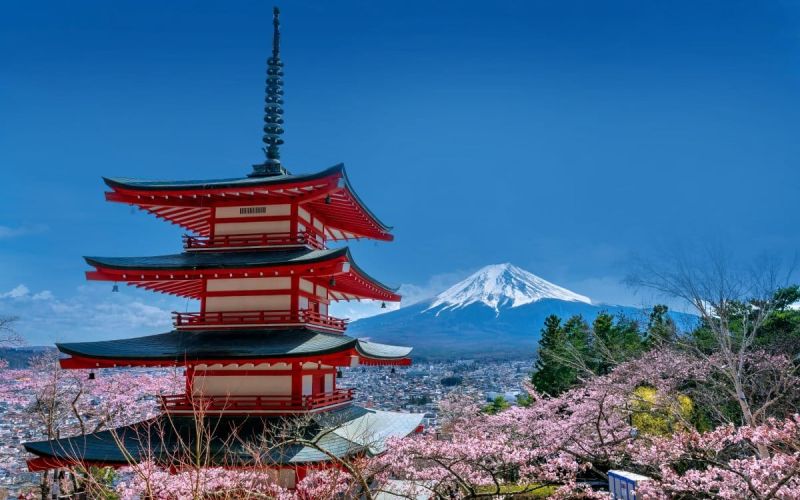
left=347, top=263, right=690, bottom=359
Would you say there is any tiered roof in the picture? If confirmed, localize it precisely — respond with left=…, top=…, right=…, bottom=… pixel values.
left=25, top=407, right=424, bottom=471
left=104, top=164, right=392, bottom=241
left=57, top=328, right=412, bottom=369
left=84, top=247, right=400, bottom=302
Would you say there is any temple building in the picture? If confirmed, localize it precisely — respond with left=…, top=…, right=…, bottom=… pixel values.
left=24, top=8, right=423, bottom=488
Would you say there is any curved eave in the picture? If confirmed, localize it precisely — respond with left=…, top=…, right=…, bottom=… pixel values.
left=339, top=166, right=392, bottom=234
left=355, top=340, right=413, bottom=366
left=25, top=407, right=424, bottom=472
left=84, top=247, right=347, bottom=272
left=103, top=164, right=345, bottom=192
left=103, top=164, right=393, bottom=241
left=338, top=248, right=401, bottom=302
left=83, top=247, right=400, bottom=302
left=55, top=329, right=412, bottom=369
left=309, top=165, right=393, bottom=241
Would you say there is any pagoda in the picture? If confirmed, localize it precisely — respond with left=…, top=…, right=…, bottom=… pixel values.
left=24, top=8, right=423, bottom=488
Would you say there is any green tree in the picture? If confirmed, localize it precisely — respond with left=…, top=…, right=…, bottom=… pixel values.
left=516, top=393, right=533, bottom=407
left=644, top=304, right=677, bottom=348
left=532, top=315, right=567, bottom=394
left=755, top=286, right=800, bottom=355
left=531, top=315, right=590, bottom=395
left=592, top=312, right=645, bottom=374
left=533, top=312, right=653, bottom=395
left=482, top=395, right=511, bottom=415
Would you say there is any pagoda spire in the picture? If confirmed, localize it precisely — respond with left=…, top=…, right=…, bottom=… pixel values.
left=251, top=6, right=288, bottom=177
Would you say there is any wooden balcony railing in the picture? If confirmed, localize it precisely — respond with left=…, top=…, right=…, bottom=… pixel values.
left=172, top=309, right=348, bottom=332
left=183, top=231, right=324, bottom=251
left=160, top=388, right=354, bottom=415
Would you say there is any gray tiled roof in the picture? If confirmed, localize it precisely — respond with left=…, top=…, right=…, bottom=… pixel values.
left=103, top=163, right=392, bottom=233
left=104, top=164, right=344, bottom=191
left=85, top=247, right=345, bottom=271
left=57, top=328, right=412, bottom=362
left=24, top=406, right=424, bottom=466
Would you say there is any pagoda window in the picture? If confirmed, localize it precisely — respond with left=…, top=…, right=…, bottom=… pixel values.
left=215, top=205, right=291, bottom=218
left=316, top=285, right=327, bottom=299
left=324, top=373, right=334, bottom=393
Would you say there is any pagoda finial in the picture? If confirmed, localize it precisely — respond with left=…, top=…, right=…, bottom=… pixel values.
left=251, top=6, right=288, bottom=177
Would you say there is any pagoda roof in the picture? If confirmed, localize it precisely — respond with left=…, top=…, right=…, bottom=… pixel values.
left=24, top=406, right=424, bottom=470
left=56, top=328, right=412, bottom=369
left=104, top=164, right=342, bottom=191
left=85, top=247, right=343, bottom=271
left=84, top=247, right=400, bottom=302
left=103, top=164, right=393, bottom=241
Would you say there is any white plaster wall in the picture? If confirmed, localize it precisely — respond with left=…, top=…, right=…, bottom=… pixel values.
left=298, top=206, right=310, bottom=222
left=205, top=295, right=291, bottom=312
left=278, top=469, right=296, bottom=489
left=206, top=277, right=290, bottom=292
left=214, top=220, right=291, bottom=235
left=192, top=375, right=291, bottom=396
left=299, top=278, right=314, bottom=294
left=215, top=205, right=291, bottom=218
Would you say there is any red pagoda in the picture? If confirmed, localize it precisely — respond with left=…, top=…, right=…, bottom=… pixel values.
left=24, top=8, right=422, bottom=488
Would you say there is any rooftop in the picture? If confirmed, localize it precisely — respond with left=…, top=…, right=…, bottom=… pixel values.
left=24, top=406, right=425, bottom=469
left=56, top=328, right=413, bottom=368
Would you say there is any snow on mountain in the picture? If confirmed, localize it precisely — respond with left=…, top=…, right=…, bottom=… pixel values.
left=349, top=262, right=695, bottom=359
left=426, top=263, right=591, bottom=314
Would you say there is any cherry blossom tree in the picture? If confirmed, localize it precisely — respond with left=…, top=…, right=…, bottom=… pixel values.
left=632, top=415, right=800, bottom=499
left=627, top=251, right=798, bottom=440
left=0, top=314, right=22, bottom=347
left=0, top=356, right=181, bottom=498
left=374, top=349, right=709, bottom=498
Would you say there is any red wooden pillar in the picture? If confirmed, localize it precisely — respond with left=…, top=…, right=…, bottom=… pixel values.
left=290, top=202, right=298, bottom=241
left=291, top=274, right=300, bottom=318
left=291, top=362, right=302, bottom=401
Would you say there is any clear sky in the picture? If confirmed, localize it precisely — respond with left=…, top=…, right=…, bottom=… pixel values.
left=2, top=1, right=800, bottom=344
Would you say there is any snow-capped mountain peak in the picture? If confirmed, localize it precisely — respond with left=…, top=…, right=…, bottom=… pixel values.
left=426, top=263, right=591, bottom=314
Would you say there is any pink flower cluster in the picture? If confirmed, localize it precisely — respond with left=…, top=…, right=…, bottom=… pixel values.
left=634, top=415, right=800, bottom=499
left=5, top=348, right=800, bottom=498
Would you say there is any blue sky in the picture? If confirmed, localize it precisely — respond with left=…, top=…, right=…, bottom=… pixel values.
left=2, top=1, right=800, bottom=344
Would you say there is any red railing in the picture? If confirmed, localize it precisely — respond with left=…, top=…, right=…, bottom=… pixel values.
left=172, top=309, right=348, bottom=332
left=183, top=232, right=324, bottom=250
left=159, top=388, right=354, bottom=414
